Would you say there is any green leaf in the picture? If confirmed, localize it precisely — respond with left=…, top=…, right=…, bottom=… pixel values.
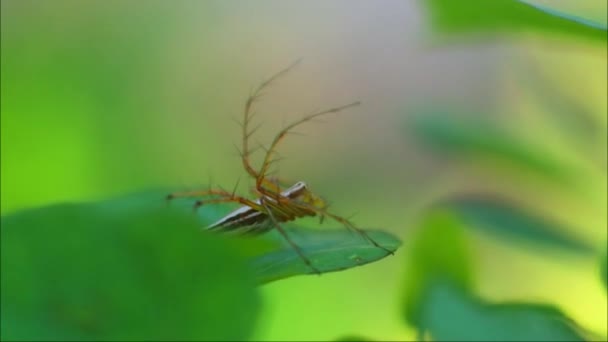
left=408, top=109, right=573, bottom=183
left=422, top=282, right=586, bottom=341
left=515, top=62, right=604, bottom=158
left=402, top=210, right=474, bottom=327
left=443, top=195, right=595, bottom=255
left=422, top=0, right=607, bottom=43
left=1, top=201, right=260, bottom=341
left=601, top=249, right=608, bottom=290
left=335, top=336, right=374, bottom=341
left=252, top=228, right=401, bottom=284
left=163, top=189, right=402, bottom=284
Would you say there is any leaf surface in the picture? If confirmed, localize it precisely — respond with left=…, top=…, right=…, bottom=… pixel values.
left=1, top=199, right=260, bottom=341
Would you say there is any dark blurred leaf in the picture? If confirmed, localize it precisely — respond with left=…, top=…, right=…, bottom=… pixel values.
left=98, top=190, right=280, bottom=258
left=423, top=0, right=607, bottom=42
left=602, top=249, right=608, bottom=290
left=402, top=210, right=474, bottom=327
left=516, top=61, right=604, bottom=160
left=253, top=228, right=401, bottom=284
left=422, top=282, right=586, bottom=341
left=1, top=201, right=260, bottom=341
left=443, top=195, right=595, bottom=255
left=408, top=109, right=573, bottom=183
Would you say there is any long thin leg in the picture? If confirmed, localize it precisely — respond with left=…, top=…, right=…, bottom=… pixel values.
left=255, top=102, right=361, bottom=194
left=193, top=195, right=263, bottom=212
left=251, top=176, right=297, bottom=204
left=166, top=188, right=263, bottom=215
left=241, top=60, right=302, bottom=180
left=295, top=203, right=395, bottom=255
left=166, top=188, right=234, bottom=201
left=254, top=177, right=283, bottom=195
left=260, top=198, right=321, bottom=274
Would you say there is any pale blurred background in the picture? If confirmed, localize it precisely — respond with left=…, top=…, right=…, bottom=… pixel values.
left=2, top=0, right=606, bottom=340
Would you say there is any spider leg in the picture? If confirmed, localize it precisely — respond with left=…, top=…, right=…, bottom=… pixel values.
left=193, top=195, right=263, bottom=213
left=241, top=60, right=301, bottom=180
left=262, top=194, right=310, bottom=220
left=260, top=197, right=321, bottom=275
left=253, top=176, right=298, bottom=203
left=166, top=188, right=234, bottom=201
left=168, top=176, right=244, bottom=202
left=255, top=101, right=360, bottom=195
left=266, top=175, right=294, bottom=188
left=166, top=187, right=262, bottom=215
left=297, top=204, right=395, bottom=256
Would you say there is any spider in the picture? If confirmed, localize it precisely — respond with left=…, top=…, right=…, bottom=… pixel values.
left=167, top=61, right=393, bottom=274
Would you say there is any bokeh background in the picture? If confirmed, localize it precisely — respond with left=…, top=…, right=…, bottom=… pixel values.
left=2, top=0, right=606, bottom=340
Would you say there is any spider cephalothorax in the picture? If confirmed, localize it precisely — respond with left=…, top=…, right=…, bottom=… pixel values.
left=206, top=181, right=326, bottom=234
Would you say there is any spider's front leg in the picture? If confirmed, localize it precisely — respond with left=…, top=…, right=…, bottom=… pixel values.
left=249, top=176, right=296, bottom=204
left=166, top=188, right=235, bottom=202
left=253, top=101, right=360, bottom=199
left=239, top=60, right=302, bottom=181
left=192, top=195, right=262, bottom=213
left=166, top=188, right=262, bottom=213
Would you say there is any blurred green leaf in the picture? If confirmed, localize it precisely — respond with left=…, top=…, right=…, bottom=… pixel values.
left=422, top=282, right=586, bottom=341
left=402, top=210, right=474, bottom=327
left=408, top=109, right=574, bottom=183
left=602, top=249, right=608, bottom=290
left=335, top=336, right=374, bottom=341
left=0, top=3, right=196, bottom=212
left=1, top=201, right=260, bottom=341
left=252, top=228, right=400, bottom=284
left=423, top=0, right=607, bottom=42
left=443, top=195, right=595, bottom=255
left=516, top=62, right=604, bottom=160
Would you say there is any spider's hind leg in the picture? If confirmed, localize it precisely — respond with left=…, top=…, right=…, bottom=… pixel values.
left=302, top=205, right=395, bottom=256
left=260, top=197, right=322, bottom=275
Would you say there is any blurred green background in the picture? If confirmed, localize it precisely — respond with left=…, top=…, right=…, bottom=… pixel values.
left=1, top=0, right=606, bottom=340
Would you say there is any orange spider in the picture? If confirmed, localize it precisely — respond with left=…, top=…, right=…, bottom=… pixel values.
left=167, top=61, right=392, bottom=273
